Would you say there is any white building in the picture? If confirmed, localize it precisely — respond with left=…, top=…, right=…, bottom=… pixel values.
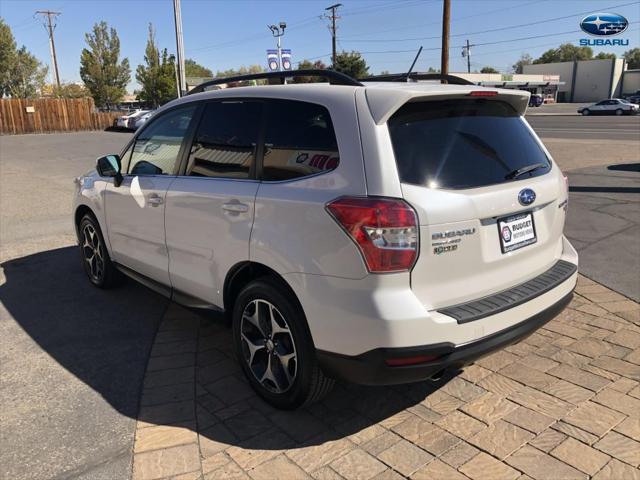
left=523, top=58, right=626, bottom=102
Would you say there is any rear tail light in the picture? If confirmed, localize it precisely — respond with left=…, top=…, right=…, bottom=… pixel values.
left=467, top=90, right=498, bottom=97
left=326, top=196, right=418, bottom=273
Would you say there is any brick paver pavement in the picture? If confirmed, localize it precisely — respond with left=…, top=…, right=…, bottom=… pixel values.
left=131, top=275, right=640, bottom=479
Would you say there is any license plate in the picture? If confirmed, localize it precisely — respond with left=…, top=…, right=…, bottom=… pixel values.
left=498, top=212, right=537, bottom=253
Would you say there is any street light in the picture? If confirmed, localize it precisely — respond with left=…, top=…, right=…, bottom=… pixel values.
left=268, top=22, right=287, bottom=72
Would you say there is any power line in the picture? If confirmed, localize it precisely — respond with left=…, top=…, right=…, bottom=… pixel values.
left=340, top=0, right=426, bottom=17
left=186, top=1, right=430, bottom=55
left=342, top=0, right=547, bottom=39
left=341, top=1, right=639, bottom=42
left=354, top=20, right=639, bottom=55
left=35, top=10, right=61, bottom=88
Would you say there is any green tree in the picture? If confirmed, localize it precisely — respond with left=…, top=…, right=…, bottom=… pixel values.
left=80, top=21, right=130, bottom=107
left=533, top=43, right=593, bottom=64
left=136, top=24, right=177, bottom=107
left=0, top=18, right=48, bottom=98
left=480, top=66, right=499, bottom=73
left=215, top=65, right=265, bottom=86
left=293, top=59, right=327, bottom=83
left=512, top=53, right=532, bottom=74
left=7, top=46, right=48, bottom=98
left=332, top=51, right=369, bottom=79
left=48, top=82, right=89, bottom=98
left=185, top=58, right=212, bottom=78
left=0, top=18, right=17, bottom=96
left=623, top=48, right=640, bottom=69
left=594, top=52, right=616, bottom=60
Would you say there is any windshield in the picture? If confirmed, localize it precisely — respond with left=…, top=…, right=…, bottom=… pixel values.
left=388, top=99, right=551, bottom=189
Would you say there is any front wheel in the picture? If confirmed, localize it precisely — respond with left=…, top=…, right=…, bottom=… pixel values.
left=615, top=108, right=623, bottom=116
left=232, top=279, right=334, bottom=409
left=581, top=109, right=590, bottom=116
left=78, top=214, right=120, bottom=288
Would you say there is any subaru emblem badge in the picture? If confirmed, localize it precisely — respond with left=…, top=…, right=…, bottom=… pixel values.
left=518, top=189, right=536, bottom=206
left=580, top=12, right=628, bottom=36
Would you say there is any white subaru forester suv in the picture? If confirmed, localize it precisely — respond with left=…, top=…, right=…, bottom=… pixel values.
left=73, top=71, right=578, bottom=409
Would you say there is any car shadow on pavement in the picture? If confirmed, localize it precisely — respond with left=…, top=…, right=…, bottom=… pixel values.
left=1, top=246, right=460, bottom=452
left=0, top=246, right=169, bottom=421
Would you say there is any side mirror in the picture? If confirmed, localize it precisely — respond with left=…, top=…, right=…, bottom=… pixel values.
left=96, top=154, right=123, bottom=187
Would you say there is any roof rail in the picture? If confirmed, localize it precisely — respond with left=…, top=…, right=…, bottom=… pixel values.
left=360, top=72, right=474, bottom=85
left=186, top=69, right=363, bottom=95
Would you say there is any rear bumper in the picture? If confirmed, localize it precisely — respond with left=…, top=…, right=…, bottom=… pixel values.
left=318, top=289, right=573, bottom=385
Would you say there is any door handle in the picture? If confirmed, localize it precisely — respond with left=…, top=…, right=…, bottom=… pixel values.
left=222, top=201, right=249, bottom=214
left=148, top=194, right=164, bottom=207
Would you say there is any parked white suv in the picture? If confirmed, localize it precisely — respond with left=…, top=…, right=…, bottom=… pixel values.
left=73, top=71, right=578, bottom=409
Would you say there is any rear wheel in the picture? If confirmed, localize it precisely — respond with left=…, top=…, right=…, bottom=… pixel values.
left=581, top=109, right=590, bottom=116
left=79, top=214, right=120, bottom=288
left=232, top=279, right=333, bottom=409
left=615, top=108, right=623, bottom=116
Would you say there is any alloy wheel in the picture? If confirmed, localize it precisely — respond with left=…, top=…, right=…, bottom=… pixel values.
left=240, top=299, right=297, bottom=393
left=82, top=223, right=105, bottom=282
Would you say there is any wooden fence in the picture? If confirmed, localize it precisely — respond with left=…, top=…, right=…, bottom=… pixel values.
left=0, top=98, right=121, bottom=135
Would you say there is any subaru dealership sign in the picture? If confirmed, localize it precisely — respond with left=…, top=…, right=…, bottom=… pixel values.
left=579, top=12, right=629, bottom=46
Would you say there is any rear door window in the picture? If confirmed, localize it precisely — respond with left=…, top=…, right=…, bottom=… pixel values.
left=185, top=101, right=262, bottom=179
left=261, top=99, right=339, bottom=181
left=388, top=99, right=551, bottom=189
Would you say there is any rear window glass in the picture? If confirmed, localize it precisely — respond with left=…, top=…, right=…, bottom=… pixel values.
left=388, top=99, right=551, bottom=189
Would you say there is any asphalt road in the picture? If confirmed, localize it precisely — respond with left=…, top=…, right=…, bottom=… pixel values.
left=0, top=116, right=638, bottom=479
left=0, top=131, right=168, bottom=480
left=526, top=115, right=640, bottom=140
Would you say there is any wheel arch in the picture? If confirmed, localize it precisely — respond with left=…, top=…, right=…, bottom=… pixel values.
left=74, top=204, right=95, bottom=239
left=223, top=261, right=304, bottom=322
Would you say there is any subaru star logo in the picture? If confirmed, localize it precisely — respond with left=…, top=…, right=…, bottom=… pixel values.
left=518, top=189, right=536, bottom=206
left=580, top=12, right=628, bottom=36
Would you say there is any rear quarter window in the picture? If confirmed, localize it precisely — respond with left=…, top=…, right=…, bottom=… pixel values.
left=262, top=99, right=339, bottom=181
left=388, top=99, right=551, bottom=189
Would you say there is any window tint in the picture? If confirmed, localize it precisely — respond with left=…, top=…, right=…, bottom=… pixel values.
left=129, top=105, right=196, bottom=175
left=388, top=99, right=551, bottom=189
left=262, top=100, right=339, bottom=181
left=186, top=101, right=261, bottom=179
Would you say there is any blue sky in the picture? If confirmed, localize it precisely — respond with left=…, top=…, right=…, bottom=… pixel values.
left=2, top=0, right=639, bottom=92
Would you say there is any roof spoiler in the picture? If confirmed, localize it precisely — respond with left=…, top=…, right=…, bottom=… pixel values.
left=186, top=69, right=363, bottom=95
left=365, top=87, right=530, bottom=125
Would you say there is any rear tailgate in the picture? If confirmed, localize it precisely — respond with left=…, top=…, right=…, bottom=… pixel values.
left=383, top=92, right=569, bottom=310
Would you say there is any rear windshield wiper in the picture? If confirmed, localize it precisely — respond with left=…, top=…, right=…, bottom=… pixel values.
left=505, top=162, right=547, bottom=180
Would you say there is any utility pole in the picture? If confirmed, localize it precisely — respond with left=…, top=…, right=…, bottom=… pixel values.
left=35, top=10, right=61, bottom=88
left=173, top=0, right=186, bottom=96
left=440, top=0, right=450, bottom=83
left=268, top=23, right=287, bottom=72
left=462, top=39, right=473, bottom=73
left=325, top=3, right=342, bottom=68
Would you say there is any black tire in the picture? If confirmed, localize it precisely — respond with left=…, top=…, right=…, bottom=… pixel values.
left=581, top=109, right=590, bottom=116
left=232, top=278, right=334, bottom=409
left=78, top=213, right=120, bottom=288
left=615, top=108, right=623, bottom=116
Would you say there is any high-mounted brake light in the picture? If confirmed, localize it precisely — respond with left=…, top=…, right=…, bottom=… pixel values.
left=467, top=90, right=498, bottom=97
left=326, top=197, right=418, bottom=273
